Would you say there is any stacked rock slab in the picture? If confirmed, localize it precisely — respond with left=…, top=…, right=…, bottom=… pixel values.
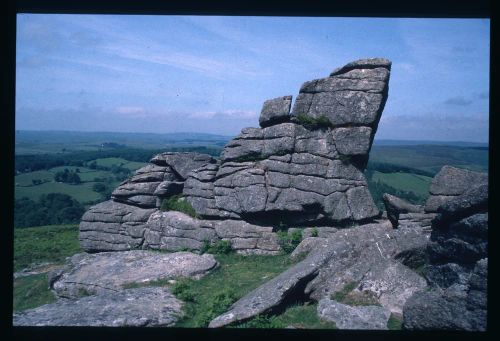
left=403, top=175, right=488, bottom=330
left=185, top=58, right=391, bottom=226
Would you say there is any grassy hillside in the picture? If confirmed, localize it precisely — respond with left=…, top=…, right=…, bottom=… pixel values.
left=14, top=224, right=81, bottom=272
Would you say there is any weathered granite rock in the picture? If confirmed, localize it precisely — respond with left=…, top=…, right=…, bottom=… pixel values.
left=305, top=222, right=428, bottom=315
left=292, top=58, right=390, bottom=130
left=317, top=298, right=391, bottom=330
left=79, top=200, right=157, bottom=252
left=424, top=166, right=487, bottom=213
left=209, top=221, right=429, bottom=328
left=13, top=287, right=183, bottom=327
left=50, top=250, right=218, bottom=299
left=259, top=95, right=292, bottom=128
left=403, top=258, right=487, bottom=331
left=144, top=211, right=218, bottom=252
left=402, top=173, right=488, bottom=331
left=143, top=211, right=281, bottom=255
left=183, top=59, right=390, bottom=225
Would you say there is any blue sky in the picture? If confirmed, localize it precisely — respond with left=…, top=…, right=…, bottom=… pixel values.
left=16, top=15, right=489, bottom=142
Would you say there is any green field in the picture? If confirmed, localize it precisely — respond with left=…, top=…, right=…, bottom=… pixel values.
left=93, top=157, right=146, bottom=170
left=15, top=180, right=107, bottom=203
left=371, top=171, right=432, bottom=197
left=370, top=145, right=488, bottom=174
left=14, top=170, right=55, bottom=186
left=14, top=160, right=146, bottom=204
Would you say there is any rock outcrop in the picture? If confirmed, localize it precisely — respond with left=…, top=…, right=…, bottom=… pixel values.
left=403, top=176, right=488, bottom=331
left=13, top=287, right=183, bottom=327
left=80, top=58, right=392, bottom=254
left=185, top=57, right=391, bottom=226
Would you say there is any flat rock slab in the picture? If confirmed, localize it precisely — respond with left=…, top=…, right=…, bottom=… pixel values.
left=51, top=250, right=218, bottom=299
left=317, top=298, right=391, bottom=330
left=13, top=287, right=183, bottom=327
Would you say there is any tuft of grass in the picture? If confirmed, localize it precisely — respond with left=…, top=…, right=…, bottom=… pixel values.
left=310, top=228, right=319, bottom=238
left=294, top=114, right=331, bottom=129
left=13, top=273, right=56, bottom=312
left=14, top=224, right=82, bottom=272
left=387, top=313, right=403, bottom=330
left=277, top=229, right=302, bottom=254
left=331, top=281, right=381, bottom=307
left=161, top=195, right=198, bottom=218
left=234, top=303, right=336, bottom=329
left=331, top=281, right=358, bottom=302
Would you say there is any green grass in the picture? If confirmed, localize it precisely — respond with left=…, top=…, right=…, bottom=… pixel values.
left=234, top=303, right=336, bottom=329
left=14, top=170, right=55, bottom=186
left=161, top=195, right=198, bottom=218
left=387, top=313, right=403, bottom=330
left=371, top=171, right=432, bottom=197
left=15, top=181, right=104, bottom=202
left=93, top=157, right=146, bottom=171
left=14, top=224, right=82, bottom=272
left=13, top=273, right=57, bottom=312
left=173, top=253, right=295, bottom=327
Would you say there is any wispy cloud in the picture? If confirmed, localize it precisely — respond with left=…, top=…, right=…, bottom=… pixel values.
left=188, top=109, right=258, bottom=119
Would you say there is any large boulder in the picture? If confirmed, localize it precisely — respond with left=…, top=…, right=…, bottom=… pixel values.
left=317, top=298, right=391, bottom=330
left=259, top=95, right=292, bottom=128
left=424, top=166, right=487, bottom=213
left=13, top=287, right=183, bottom=327
left=49, top=250, right=218, bottom=299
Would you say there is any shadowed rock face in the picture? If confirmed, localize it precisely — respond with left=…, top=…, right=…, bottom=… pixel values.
left=403, top=177, right=488, bottom=331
